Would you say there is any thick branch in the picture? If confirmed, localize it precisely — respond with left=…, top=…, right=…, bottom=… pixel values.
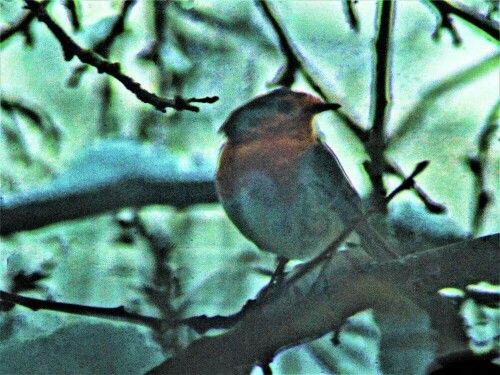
left=0, top=141, right=217, bottom=235
left=147, top=234, right=499, bottom=374
left=23, top=0, right=218, bottom=112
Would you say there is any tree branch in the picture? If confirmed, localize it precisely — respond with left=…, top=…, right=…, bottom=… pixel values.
left=467, top=101, right=499, bottom=235
left=23, top=0, right=218, bottom=113
left=341, top=0, right=360, bottom=32
left=146, top=234, right=499, bottom=374
left=0, top=0, right=49, bottom=44
left=0, top=141, right=218, bottom=236
left=366, top=0, right=396, bottom=210
left=386, top=160, right=446, bottom=213
left=426, top=0, right=500, bottom=42
left=63, top=0, right=80, bottom=32
left=0, top=290, right=163, bottom=330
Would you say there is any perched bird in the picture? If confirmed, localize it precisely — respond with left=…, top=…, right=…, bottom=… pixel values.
left=216, top=88, right=395, bottom=261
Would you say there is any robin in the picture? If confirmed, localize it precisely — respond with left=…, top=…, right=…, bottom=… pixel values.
left=216, top=87, right=396, bottom=261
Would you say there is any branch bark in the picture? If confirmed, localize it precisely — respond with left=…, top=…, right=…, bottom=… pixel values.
left=1, top=141, right=217, bottom=235
left=23, top=0, right=218, bottom=113
left=147, top=234, right=499, bottom=374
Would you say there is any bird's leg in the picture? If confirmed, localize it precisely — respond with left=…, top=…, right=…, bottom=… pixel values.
left=270, top=256, right=289, bottom=286
left=259, top=256, right=289, bottom=298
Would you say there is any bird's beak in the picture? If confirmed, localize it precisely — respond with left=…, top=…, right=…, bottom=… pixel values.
left=309, top=102, right=341, bottom=114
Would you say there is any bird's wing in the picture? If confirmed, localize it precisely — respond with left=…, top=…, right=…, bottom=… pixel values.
left=300, top=139, right=365, bottom=224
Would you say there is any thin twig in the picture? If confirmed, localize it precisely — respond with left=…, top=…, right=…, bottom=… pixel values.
left=67, top=1, right=136, bottom=87
left=341, top=0, right=360, bottom=32
left=385, top=160, right=430, bottom=203
left=255, top=0, right=300, bottom=87
left=427, top=1, right=462, bottom=45
left=426, top=0, right=499, bottom=42
left=24, top=0, right=218, bottom=113
left=386, top=160, right=446, bottom=213
left=0, top=288, right=258, bottom=334
left=63, top=0, right=80, bottom=32
left=467, top=102, right=499, bottom=234
left=0, top=0, right=49, bottom=44
left=94, top=0, right=136, bottom=57
left=0, top=290, right=163, bottom=330
left=366, top=0, right=396, bottom=210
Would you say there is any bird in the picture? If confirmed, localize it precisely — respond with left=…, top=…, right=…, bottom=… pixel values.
left=216, top=87, right=396, bottom=261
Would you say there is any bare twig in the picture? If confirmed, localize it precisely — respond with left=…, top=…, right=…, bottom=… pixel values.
left=132, top=214, right=182, bottom=349
left=427, top=1, right=462, bottom=45
left=1, top=97, right=63, bottom=145
left=386, top=160, right=446, bottom=213
left=385, top=160, right=430, bottom=203
left=341, top=0, right=360, bottom=32
left=137, top=1, right=171, bottom=97
left=0, top=287, right=255, bottom=334
left=137, top=1, right=168, bottom=65
left=467, top=102, right=499, bottom=234
left=255, top=0, right=300, bottom=87
left=63, top=0, right=80, bottom=32
left=24, top=0, right=218, bottom=112
left=67, top=1, right=136, bottom=87
left=0, top=290, right=163, bottom=330
left=94, top=0, right=136, bottom=56
left=426, top=0, right=499, bottom=42
left=0, top=0, right=49, bottom=44
left=366, top=0, right=396, bottom=211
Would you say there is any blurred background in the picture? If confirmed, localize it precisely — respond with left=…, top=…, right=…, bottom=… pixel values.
left=0, top=0, right=498, bottom=373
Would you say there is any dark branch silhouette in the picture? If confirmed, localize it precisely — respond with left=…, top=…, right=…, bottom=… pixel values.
left=24, top=0, right=218, bottom=113
left=341, top=0, right=360, bottom=32
left=384, top=161, right=430, bottom=204
left=386, top=161, right=446, bottom=214
left=0, top=290, right=163, bottom=330
left=467, top=102, right=499, bottom=235
left=366, top=0, right=395, bottom=211
left=426, top=0, right=500, bottom=43
left=63, top=0, right=80, bottom=32
left=67, top=0, right=136, bottom=87
left=0, top=0, right=49, bottom=44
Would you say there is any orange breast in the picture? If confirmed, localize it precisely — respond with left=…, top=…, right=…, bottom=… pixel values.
left=216, top=136, right=314, bottom=201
